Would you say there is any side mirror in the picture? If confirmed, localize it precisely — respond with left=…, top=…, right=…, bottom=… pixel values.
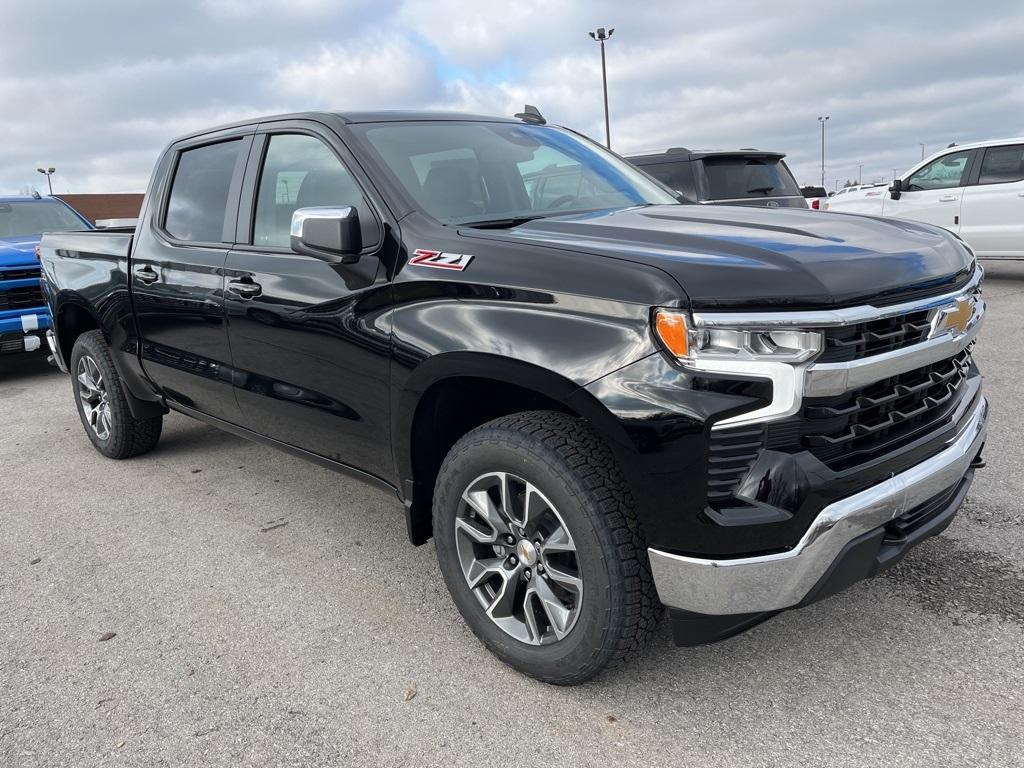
left=290, top=206, right=362, bottom=263
left=889, top=178, right=903, bottom=200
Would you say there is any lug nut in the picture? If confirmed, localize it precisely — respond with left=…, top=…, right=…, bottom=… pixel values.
left=518, top=527, right=526, bottom=537
left=537, top=564, right=545, bottom=573
left=523, top=569, right=532, bottom=580
left=508, top=555, right=518, bottom=566
left=505, top=534, right=515, bottom=545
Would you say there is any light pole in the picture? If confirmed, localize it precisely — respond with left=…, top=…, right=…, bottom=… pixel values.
left=36, top=167, right=55, bottom=195
left=817, top=116, right=829, bottom=188
left=919, top=143, right=926, bottom=160
left=857, top=164, right=863, bottom=184
left=588, top=27, right=614, bottom=149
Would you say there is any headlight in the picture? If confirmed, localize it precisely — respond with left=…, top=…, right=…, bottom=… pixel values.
left=653, top=309, right=822, bottom=363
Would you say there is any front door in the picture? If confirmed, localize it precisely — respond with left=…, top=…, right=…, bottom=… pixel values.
left=133, top=134, right=251, bottom=421
left=882, top=149, right=973, bottom=232
left=224, top=129, right=394, bottom=478
left=959, top=143, right=1024, bottom=258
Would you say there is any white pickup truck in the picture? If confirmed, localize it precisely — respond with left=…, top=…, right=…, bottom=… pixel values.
left=827, top=137, right=1024, bottom=260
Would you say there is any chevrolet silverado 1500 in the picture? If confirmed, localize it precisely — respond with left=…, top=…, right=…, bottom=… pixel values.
left=40, top=110, right=987, bottom=684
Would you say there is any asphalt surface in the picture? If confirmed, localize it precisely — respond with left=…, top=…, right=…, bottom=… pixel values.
left=3, top=266, right=1023, bottom=767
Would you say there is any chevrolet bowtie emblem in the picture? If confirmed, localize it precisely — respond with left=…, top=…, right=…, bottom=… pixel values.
left=933, top=297, right=976, bottom=337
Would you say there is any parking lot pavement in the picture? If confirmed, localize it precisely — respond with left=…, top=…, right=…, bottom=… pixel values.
left=1, top=268, right=1022, bottom=768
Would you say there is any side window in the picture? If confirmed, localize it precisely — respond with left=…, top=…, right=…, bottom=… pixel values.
left=253, top=134, right=375, bottom=249
left=165, top=139, right=243, bottom=242
left=907, top=150, right=971, bottom=191
left=977, top=144, right=1024, bottom=185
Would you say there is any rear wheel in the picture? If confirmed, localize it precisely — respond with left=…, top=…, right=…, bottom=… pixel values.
left=433, top=411, right=658, bottom=684
left=70, top=330, right=162, bottom=459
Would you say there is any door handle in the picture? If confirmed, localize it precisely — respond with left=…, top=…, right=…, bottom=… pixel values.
left=227, top=278, right=262, bottom=298
left=938, top=195, right=959, bottom=202
left=134, top=266, right=159, bottom=284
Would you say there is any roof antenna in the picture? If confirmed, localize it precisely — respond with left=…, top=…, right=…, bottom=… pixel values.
left=31, top=189, right=41, bottom=199
left=514, top=105, right=546, bottom=125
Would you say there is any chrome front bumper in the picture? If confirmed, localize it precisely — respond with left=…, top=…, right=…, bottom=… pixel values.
left=648, top=395, right=988, bottom=616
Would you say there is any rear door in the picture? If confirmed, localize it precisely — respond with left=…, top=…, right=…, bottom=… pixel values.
left=223, top=122, right=394, bottom=477
left=881, top=149, right=972, bottom=231
left=959, top=143, right=1024, bottom=258
left=132, top=131, right=252, bottom=421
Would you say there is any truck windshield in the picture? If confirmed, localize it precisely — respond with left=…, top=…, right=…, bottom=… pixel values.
left=353, top=121, right=678, bottom=224
left=702, top=157, right=802, bottom=201
left=0, top=201, right=90, bottom=238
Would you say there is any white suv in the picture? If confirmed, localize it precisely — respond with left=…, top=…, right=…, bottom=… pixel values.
left=826, top=138, right=1024, bottom=260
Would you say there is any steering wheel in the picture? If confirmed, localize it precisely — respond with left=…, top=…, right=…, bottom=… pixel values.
left=545, top=194, right=579, bottom=210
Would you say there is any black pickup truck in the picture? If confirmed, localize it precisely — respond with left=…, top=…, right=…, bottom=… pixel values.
left=40, top=110, right=987, bottom=684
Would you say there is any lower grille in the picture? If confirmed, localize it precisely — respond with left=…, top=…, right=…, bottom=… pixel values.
left=707, top=425, right=764, bottom=504
left=0, top=285, right=45, bottom=311
left=770, top=347, right=973, bottom=470
left=884, top=480, right=964, bottom=542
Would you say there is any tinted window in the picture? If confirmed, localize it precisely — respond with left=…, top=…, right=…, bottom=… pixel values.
left=977, top=145, right=1024, bottom=185
left=353, top=122, right=676, bottom=224
left=164, top=140, right=242, bottom=242
left=638, top=161, right=697, bottom=202
left=701, top=157, right=801, bottom=200
left=907, top=150, right=970, bottom=191
left=0, top=201, right=90, bottom=238
left=253, top=134, right=374, bottom=249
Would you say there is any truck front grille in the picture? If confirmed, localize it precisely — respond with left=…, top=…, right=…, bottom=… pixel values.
left=817, top=308, right=932, bottom=363
left=773, top=347, right=973, bottom=470
left=0, top=268, right=41, bottom=282
left=0, top=285, right=45, bottom=311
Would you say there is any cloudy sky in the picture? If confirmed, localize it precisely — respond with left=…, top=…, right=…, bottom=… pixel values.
left=2, top=0, right=1023, bottom=195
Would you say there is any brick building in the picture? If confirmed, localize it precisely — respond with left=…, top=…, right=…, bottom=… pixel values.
left=56, top=193, right=144, bottom=224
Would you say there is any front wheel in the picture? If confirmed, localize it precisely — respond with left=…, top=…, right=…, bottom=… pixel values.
left=70, top=330, right=162, bottom=459
left=433, top=411, right=659, bottom=684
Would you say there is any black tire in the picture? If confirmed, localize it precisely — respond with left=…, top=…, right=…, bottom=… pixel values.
left=433, top=411, right=659, bottom=685
left=69, top=330, right=162, bottom=459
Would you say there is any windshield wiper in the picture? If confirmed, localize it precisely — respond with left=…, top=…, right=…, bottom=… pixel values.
left=747, top=186, right=775, bottom=195
left=459, top=215, right=548, bottom=229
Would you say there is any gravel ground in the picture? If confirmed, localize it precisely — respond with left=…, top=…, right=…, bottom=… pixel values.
left=2, top=265, right=1023, bottom=767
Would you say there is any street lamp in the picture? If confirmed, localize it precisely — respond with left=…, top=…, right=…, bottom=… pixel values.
left=857, top=164, right=863, bottom=184
left=817, top=116, right=829, bottom=188
left=36, top=167, right=55, bottom=195
left=588, top=27, right=615, bottom=149
left=919, top=143, right=926, bottom=160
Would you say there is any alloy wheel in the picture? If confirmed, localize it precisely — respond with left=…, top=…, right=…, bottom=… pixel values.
left=455, top=472, right=583, bottom=645
left=77, top=355, right=112, bottom=441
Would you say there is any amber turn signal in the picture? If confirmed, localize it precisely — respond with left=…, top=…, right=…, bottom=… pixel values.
left=654, top=309, right=690, bottom=358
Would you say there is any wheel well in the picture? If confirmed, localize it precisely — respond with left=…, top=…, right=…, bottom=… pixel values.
left=58, top=304, right=101, bottom=362
left=406, top=376, right=578, bottom=544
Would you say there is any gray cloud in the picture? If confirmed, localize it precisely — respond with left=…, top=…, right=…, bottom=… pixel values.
left=2, top=0, right=1022, bottom=194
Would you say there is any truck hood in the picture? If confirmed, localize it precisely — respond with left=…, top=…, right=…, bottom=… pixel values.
left=0, top=235, right=40, bottom=267
left=465, top=205, right=973, bottom=309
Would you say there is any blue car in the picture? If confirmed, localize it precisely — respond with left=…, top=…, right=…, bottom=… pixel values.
left=0, top=195, right=92, bottom=357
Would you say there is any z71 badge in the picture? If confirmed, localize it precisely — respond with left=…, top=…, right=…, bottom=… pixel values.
left=409, top=249, right=474, bottom=271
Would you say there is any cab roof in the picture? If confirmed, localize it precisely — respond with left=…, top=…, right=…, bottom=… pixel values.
left=171, top=110, right=525, bottom=144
